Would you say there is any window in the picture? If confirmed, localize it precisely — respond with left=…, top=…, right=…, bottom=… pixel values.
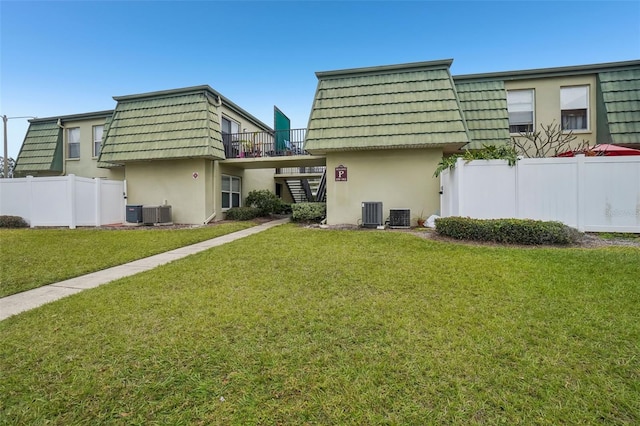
left=222, top=175, right=241, bottom=209
left=507, top=89, right=535, bottom=133
left=221, top=116, right=240, bottom=140
left=221, top=116, right=241, bottom=157
left=67, top=128, right=80, bottom=159
left=93, top=125, right=104, bottom=157
left=561, top=86, right=589, bottom=131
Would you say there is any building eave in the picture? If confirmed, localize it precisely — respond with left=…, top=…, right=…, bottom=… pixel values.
left=454, top=59, right=640, bottom=82
left=29, top=110, right=114, bottom=124
left=113, top=85, right=272, bottom=132
left=316, top=59, right=454, bottom=79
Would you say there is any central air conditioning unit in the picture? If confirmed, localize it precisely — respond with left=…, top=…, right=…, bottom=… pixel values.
left=142, top=205, right=172, bottom=225
left=125, top=204, right=143, bottom=223
left=362, top=201, right=383, bottom=228
left=389, top=208, right=410, bottom=228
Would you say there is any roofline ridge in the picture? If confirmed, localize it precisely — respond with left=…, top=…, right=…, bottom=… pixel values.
left=453, top=59, right=640, bottom=82
left=112, top=85, right=272, bottom=132
left=316, top=59, right=454, bottom=79
left=29, top=110, right=114, bottom=123
left=112, top=85, right=217, bottom=101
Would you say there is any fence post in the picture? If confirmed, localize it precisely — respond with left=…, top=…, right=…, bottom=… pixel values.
left=440, top=171, right=447, bottom=217
left=576, top=154, right=586, bottom=231
left=68, top=174, right=76, bottom=229
left=514, top=160, right=520, bottom=219
left=27, top=175, right=35, bottom=228
left=456, top=157, right=465, bottom=216
left=95, top=178, right=102, bottom=227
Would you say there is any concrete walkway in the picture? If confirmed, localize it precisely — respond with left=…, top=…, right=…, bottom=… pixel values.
left=0, top=218, right=289, bottom=321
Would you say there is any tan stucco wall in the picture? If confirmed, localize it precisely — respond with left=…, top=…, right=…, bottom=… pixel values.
left=218, top=165, right=276, bottom=217
left=274, top=179, right=295, bottom=203
left=506, top=74, right=598, bottom=150
left=63, top=117, right=124, bottom=180
left=243, top=169, right=275, bottom=194
left=125, top=159, right=211, bottom=224
left=325, top=148, right=443, bottom=226
left=220, top=106, right=267, bottom=134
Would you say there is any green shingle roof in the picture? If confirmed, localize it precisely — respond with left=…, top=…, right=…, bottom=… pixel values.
left=455, top=80, right=510, bottom=150
left=304, top=60, right=470, bottom=153
left=598, top=69, right=640, bottom=145
left=99, top=86, right=225, bottom=163
left=97, top=114, right=120, bottom=168
left=14, top=121, right=63, bottom=174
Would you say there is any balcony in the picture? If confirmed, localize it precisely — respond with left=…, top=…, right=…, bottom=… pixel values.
left=223, top=128, right=309, bottom=159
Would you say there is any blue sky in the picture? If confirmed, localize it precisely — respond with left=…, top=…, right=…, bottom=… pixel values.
left=1, top=1, right=639, bottom=159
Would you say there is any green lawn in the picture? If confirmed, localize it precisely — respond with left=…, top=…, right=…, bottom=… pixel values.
left=0, top=222, right=255, bottom=297
left=1, top=225, right=639, bottom=424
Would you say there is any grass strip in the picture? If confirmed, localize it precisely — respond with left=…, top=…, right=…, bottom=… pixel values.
left=0, top=221, right=255, bottom=297
left=1, top=225, right=639, bottom=424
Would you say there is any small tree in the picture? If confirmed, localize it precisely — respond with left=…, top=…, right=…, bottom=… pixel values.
left=434, top=144, right=518, bottom=177
left=0, top=156, right=16, bottom=178
left=511, top=121, right=590, bottom=158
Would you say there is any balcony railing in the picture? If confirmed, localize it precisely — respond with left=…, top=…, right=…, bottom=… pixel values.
left=223, top=128, right=308, bottom=159
left=276, top=166, right=326, bottom=175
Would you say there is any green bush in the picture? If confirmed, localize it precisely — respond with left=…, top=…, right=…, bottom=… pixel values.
left=274, top=201, right=292, bottom=215
left=0, top=215, right=29, bottom=228
left=434, top=217, right=582, bottom=245
left=291, top=203, right=326, bottom=223
left=225, top=207, right=261, bottom=221
left=245, top=190, right=289, bottom=216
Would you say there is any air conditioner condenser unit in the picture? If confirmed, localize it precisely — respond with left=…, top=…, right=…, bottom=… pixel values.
left=389, top=208, right=410, bottom=228
left=362, top=202, right=383, bottom=228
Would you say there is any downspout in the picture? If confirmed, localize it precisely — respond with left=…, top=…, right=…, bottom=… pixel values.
left=122, top=178, right=128, bottom=224
left=203, top=94, right=223, bottom=224
left=57, top=119, right=66, bottom=176
left=203, top=159, right=219, bottom=225
left=204, top=210, right=217, bottom=224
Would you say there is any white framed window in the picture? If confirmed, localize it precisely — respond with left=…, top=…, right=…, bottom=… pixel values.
left=221, top=116, right=240, bottom=138
left=67, top=127, right=80, bottom=159
left=221, top=116, right=241, bottom=156
left=561, top=86, right=589, bottom=131
left=222, top=175, right=241, bottom=209
left=93, top=125, right=104, bottom=157
left=507, top=89, right=535, bottom=133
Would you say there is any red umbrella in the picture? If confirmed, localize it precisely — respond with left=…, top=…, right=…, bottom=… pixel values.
left=590, top=144, right=640, bottom=156
left=557, top=144, right=640, bottom=157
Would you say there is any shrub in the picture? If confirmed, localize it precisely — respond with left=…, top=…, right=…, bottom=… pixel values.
left=291, top=203, right=326, bottom=223
left=0, top=215, right=29, bottom=228
left=245, top=190, right=287, bottom=216
left=274, top=201, right=292, bottom=215
left=225, top=207, right=261, bottom=221
left=434, top=217, right=582, bottom=245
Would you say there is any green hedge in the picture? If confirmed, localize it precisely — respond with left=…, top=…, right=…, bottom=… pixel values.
left=434, top=217, right=582, bottom=245
left=225, top=207, right=261, bottom=221
left=0, top=215, right=29, bottom=228
left=245, top=190, right=291, bottom=216
left=291, top=203, right=326, bottom=223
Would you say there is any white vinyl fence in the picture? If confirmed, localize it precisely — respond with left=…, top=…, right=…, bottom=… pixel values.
left=440, top=155, right=640, bottom=233
left=0, top=175, right=124, bottom=228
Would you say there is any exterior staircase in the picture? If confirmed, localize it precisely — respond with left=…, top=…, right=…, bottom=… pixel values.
left=280, top=167, right=326, bottom=203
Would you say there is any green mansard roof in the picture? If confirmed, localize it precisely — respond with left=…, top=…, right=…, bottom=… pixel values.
left=15, top=110, right=114, bottom=175
left=597, top=68, right=640, bottom=145
left=99, top=86, right=228, bottom=163
left=14, top=121, right=63, bottom=174
left=304, top=60, right=470, bottom=153
left=454, top=80, right=510, bottom=149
